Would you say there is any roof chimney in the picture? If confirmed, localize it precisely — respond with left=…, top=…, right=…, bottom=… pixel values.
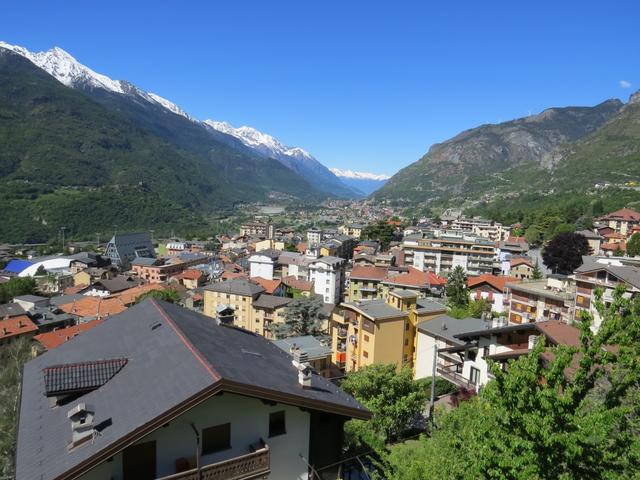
left=291, top=350, right=312, bottom=388
left=67, top=403, right=96, bottom=449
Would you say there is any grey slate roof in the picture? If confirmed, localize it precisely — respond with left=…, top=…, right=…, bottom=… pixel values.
left=50, top=294, right=86, bottom=307
left=417, top=315, right=487, bottom=344
left=273, top=335, right=333, bottom=361
left=575, top=257, right=640, bottom=289
left=17, top=300, right=369, bottom=480
left=253, top=294, right=292, bottom=309
left=204, top=278, right=265, bottom=297
left=0, top=302, right=26, bottom=318
left=343, top=299, right=409, bottom=320
left=415, top=298, right=448, bottom=314
left=250, top=249, right=281, bottom=260
left=14, top=294, right=48, bottom=304
left=130, top=257, right=159, bottom=266
left=105, top=232, right=155, bottom=267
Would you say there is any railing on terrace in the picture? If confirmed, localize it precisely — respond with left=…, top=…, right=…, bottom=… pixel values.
left=157, top=444, right=270, bottom=480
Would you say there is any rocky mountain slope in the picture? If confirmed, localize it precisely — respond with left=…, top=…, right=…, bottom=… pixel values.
left=374, top=99, right=625, bottom=205
left=0, top=47, right=325, bottom=242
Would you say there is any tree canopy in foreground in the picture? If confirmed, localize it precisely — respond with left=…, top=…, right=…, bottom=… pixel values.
left=381, top=287, right=640, bottom=479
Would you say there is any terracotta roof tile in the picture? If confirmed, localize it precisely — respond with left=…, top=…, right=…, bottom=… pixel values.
left=34, top=319, right=103, bottom=350
left=350, top=265, right=388, bottom=281
left=58, top=297, right=127, bottom=319
left=0, top=315, right=38, bottom=340
left=252, top=277, right=283, bottom=295
left=468, top=274, right=520, bottom=292
left=384, top=266, right=446, bottom=287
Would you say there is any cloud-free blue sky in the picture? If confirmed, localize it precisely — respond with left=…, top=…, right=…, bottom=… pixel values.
left=3, top=1, right=639, bottom=176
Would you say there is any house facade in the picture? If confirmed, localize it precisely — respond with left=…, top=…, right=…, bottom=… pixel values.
left=16, top=301, right=369, bottom=480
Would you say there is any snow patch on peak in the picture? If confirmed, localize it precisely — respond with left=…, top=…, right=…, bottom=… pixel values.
left=0, top=41, right=125, bottom=94
left=329, top=168, right=391, bottom=181
left=148, top=93, right=191, bottom=119
left=203, top=119, right=313, bottom=161
left=0, top=41, right=191, bottom=120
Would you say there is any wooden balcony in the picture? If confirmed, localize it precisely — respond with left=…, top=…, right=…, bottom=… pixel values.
left=437, top=365, right=475, bottom=389
left=157, top=443, right=270, bottom=480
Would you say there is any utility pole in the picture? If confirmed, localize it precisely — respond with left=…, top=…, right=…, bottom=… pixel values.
left=429, top=344, right=438, bottom=427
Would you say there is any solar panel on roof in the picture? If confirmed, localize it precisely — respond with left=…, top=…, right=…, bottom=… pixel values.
left=43, top=358, right=128, bottom=397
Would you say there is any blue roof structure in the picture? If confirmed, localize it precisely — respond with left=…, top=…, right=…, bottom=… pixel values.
left=3, top=259, right=33, bottom=274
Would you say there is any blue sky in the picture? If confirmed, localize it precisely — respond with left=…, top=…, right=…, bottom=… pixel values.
left=3, top=1, right=639, bottom=176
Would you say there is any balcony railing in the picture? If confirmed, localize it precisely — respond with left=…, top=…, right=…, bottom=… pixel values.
left=436, top=365, right=475, bottom=389
left=157, top=443, right=270, bottom=480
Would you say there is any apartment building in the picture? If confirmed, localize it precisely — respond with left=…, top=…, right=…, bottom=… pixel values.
left=598, top=207, right=640, bottom=238
left=338, top=223, right=365, bottom=239
left=403, top=233, right=496, bottom=276
left=331, top=291, right=446, bottom=373
left=574, top=256, right=640, bottom=331
left=440, top=216, right=510, bottom=242
left=308, top=256, right=344, bottom=304
left=239, top=220, right=274, bottom=238
left=506, top=276, right=575, bottom=325
left=203, top=279, right=265, bottom=330
left=348, top=265, right=388, bottom=301
left=468, top=274, right=519, bottom=313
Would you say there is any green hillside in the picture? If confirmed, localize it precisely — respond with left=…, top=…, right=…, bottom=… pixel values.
left=0, top=48, right=323, bottom=242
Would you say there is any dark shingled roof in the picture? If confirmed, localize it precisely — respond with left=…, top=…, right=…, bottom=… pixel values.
left=204, top=278, right=265, bottom=297
left=17, top=300, right=369, bottom=480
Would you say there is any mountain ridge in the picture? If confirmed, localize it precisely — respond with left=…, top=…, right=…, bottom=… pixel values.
left=374, top=98, right=626, bottom=205
left=0, top=41, right=358, bottom=198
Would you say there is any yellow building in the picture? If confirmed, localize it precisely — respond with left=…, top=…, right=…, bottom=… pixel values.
left=348, top=265, right=388, bottom=301
left=203, top=279, right=293, bottom=338
left=331, top=290, right=446, bottom=373
left=339, top=223, right=365, bottom=240
left=203, top=279, right=265, bottom=331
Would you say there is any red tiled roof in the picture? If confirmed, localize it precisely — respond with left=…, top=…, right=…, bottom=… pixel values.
left=385, top=267, right=446, bottom=288
left=34, top=319, right=103, bottom=350
left=602, top=242, right=626, bottom=252
left=350, top=265, right=388, bottom=281
left=536, top=320, right=581, bottom=347
left=601, top=207, right=640, bottom=222
left=252, top=277, right=282, bottom=295
left=63, top=285, right=86, bottom=295
left=510, top=257, right=534, bottom=268
left=468, top=274, right=520, bottom=292
left=59, top=296, right=128, bottom=318
left=114, top=283, right=167, bottom=306
left=0, top=315, right=38, bottom=340
left=174, top=269, right=203, bottom=281
left=282, top=276, right=313, bottom=291
left=222, top=271, right=248, bottom=280
left=603, top=232, right=625, bottom=240
left=506, top=235, right=527, bottom=244
left=296, top=242, right=308, bottom=254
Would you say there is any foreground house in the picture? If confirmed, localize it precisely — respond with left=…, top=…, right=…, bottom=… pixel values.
left=16, top=300, right=369, bottom=480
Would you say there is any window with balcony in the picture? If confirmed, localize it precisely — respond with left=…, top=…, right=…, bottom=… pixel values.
left=202, top=423, right=231, bottom=455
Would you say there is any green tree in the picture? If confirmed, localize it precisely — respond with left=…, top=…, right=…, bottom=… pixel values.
left=135, top=288, right=181, bottom=304
left=542, top=232, right=591, bottom=275
left=524, top=225, right=542, bottom=245
left=272, top=297, right=326, bottom=339
left=445, top=266, right=468, bottom=309
left=362, top=221, right=396, bottom=250
left=0, top=277, right=37, bottom=304
left=626, top=233, right=640, bottom=257
left=531, top=260, right=543, bottom=280
left=0, top=338, right=33, bottom=477
left=341, top=364, right=427, bottom=446
left=467, top=298, right=492, bottom=318
left=383, top=287, right=640, bottom=479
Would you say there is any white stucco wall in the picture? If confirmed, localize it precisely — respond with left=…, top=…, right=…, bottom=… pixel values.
left=249, top=255, right=275, bottom=281
left=78, top=392, right=311, bottom=480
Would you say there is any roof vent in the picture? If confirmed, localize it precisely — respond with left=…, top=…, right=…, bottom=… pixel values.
left=441, top=322, right=448, bottom=331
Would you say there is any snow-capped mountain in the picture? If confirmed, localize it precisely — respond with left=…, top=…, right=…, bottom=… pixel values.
left=204, top=120, right=360, bottom=197
left=330, top=168, right=390, bottom=195
left=0, top=41, right=191, bottom=120
left=0, top=41, right=360, bottom=197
